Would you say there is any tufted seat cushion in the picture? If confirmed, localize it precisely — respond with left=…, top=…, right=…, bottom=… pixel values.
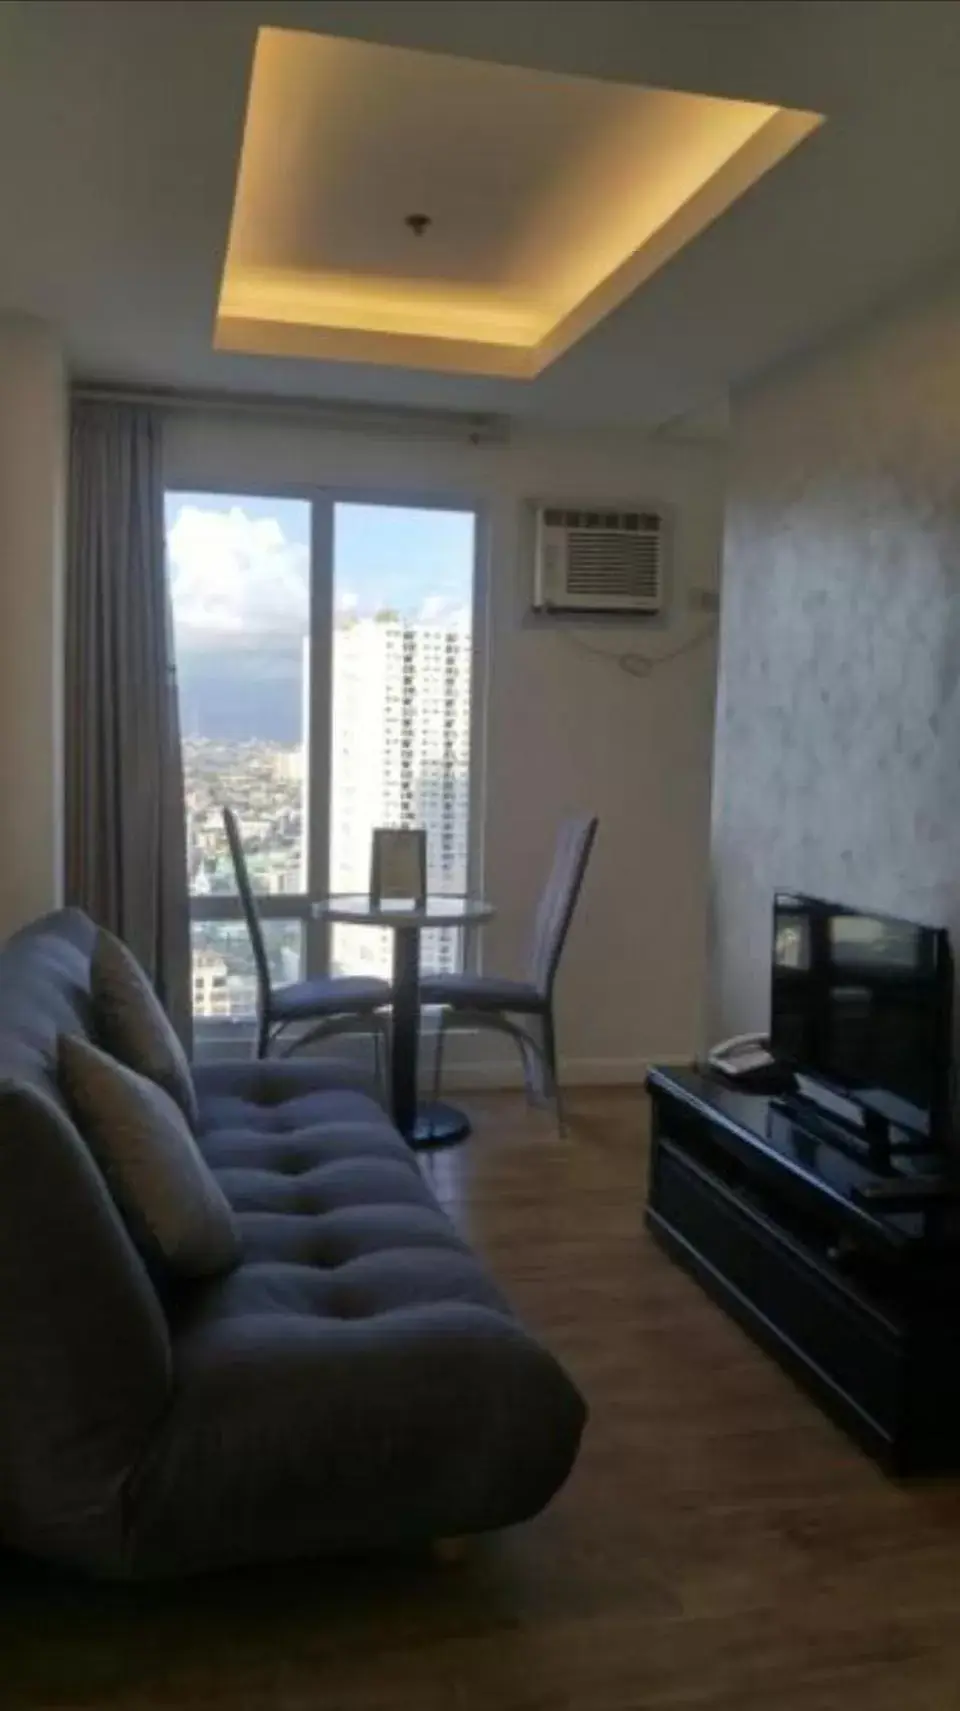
left=119, top=1061, right=586, bottom=1576
left=194, top=1055, right=384, bottom=1128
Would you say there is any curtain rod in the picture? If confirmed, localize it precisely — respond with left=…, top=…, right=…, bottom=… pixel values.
left=70, top=380, right=510, bottom=446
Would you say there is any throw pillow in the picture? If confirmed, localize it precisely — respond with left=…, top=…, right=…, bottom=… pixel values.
left=91, top=928, right=199, bottom=1128
left=58, top=1033, right=241, bottom=1279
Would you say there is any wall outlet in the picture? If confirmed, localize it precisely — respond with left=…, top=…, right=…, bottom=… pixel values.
left=689, top=587, right=720, bottom=615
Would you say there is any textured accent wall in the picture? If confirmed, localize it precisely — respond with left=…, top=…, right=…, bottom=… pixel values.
left=710, top=261, right=960, bottom=1038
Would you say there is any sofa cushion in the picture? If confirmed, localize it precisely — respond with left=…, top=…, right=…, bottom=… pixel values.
left=0, top=1078, right=171, bottom=1571
left=91, top=929, right=199, bottom=1127
left=59, top=1035, right=241, bottom=1280
left=193, top=1054, right=385, bottom=1131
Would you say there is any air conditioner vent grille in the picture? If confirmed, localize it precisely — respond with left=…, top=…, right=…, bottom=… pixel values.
left=566, top=531, right=661, bottom=599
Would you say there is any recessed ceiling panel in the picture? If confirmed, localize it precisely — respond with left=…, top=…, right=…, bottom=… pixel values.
left=216, top=28, right=822, bottom=377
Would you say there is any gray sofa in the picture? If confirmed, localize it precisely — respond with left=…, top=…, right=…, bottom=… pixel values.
left=0, top=910, right=585, bottom=1578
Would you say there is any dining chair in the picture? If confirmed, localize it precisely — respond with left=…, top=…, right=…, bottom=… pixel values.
left=421, top=815, right=598, bottom=1134
left=221, top=806, right=391, bottom=1071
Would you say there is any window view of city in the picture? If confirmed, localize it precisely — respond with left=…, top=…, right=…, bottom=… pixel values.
left=166, top=491, right=474, bottom=1021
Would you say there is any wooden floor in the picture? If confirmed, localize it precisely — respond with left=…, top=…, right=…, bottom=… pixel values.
left=6, top=1089, right=960, bottom=1708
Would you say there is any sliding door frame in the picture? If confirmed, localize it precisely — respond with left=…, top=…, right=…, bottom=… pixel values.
left=172, top=480, right=490, bottom=1037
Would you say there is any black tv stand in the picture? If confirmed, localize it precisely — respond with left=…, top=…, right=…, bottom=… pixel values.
left=645, top=1065, right=960, bottom=1474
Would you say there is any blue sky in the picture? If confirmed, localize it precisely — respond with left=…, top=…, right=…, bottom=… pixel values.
left=165, top=492, right=474, bottom=635
left=336, top=502, right=474, bottom=621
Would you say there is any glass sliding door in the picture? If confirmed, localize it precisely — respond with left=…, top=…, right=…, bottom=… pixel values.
left=166, top=487, right=480, bottom=1029
left=329, top=502, right=476, bottom=979
left=165, top=491, right=311, bottom=1024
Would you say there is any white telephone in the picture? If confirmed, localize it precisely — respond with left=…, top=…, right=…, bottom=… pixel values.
left=707, top=1031, right=776, bottom=1079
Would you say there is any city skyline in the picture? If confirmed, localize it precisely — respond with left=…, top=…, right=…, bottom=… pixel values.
left=167, top=494, right=474, bottom=744
left=185, top=615, right=472, bottom=1012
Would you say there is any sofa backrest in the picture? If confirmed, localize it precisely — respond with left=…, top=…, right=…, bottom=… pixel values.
left=0, top=909, right=172, bottom=1571
left=0, top=906, right=98, bottom=1095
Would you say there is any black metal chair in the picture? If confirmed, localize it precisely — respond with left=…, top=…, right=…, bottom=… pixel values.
left=422, top=815, right=598, bottom=1133
left=222, top=806, right=391, bottom=1070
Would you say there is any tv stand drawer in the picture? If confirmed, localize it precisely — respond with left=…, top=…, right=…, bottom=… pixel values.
left=649, top=1138, right=903, bottom=1454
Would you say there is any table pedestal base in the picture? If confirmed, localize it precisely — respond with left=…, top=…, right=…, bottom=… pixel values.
left=406, top=1102, right=472, bottom=1151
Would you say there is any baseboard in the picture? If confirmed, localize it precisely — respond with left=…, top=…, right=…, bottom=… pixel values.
left=193, top=1029, right=693, bottom=1089
left=437, top=1053, right=692, bottom=1092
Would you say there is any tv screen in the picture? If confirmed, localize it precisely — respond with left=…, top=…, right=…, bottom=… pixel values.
left=770, top=893, right=953, bottom=1144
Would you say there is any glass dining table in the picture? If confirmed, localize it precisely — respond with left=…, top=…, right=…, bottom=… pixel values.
left=312, top=894, right=494, bottom=1150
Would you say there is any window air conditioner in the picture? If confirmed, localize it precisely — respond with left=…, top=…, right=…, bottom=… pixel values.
left=532, top=505, right=666, bottom=616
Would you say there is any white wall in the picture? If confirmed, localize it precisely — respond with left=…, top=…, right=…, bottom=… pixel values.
left=166, top=411, right=724, bottom=1083
left=0, top=314, right=65, bottom=937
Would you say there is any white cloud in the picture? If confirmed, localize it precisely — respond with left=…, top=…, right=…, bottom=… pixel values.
left=168, top=505, right=308, bottom=641
left=336, top=588, right=359, bottom=615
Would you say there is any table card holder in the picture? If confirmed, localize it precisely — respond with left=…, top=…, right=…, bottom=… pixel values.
left=370, top=828, right=427, bottom=907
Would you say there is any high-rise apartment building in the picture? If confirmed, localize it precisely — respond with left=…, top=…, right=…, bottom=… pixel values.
left=330, top=618, right=471, bottom=979
left=192, top=949, right=231, bottom=1018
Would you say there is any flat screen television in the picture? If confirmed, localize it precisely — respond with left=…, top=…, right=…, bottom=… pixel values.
left=770, top=892, right=954, bottom=1149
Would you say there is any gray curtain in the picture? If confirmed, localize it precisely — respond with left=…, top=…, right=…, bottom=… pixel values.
left=65, top=402, right=192, bottom=1047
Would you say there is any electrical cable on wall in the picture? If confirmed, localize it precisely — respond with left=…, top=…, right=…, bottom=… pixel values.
left=560, top=622, right=718, bottom=680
